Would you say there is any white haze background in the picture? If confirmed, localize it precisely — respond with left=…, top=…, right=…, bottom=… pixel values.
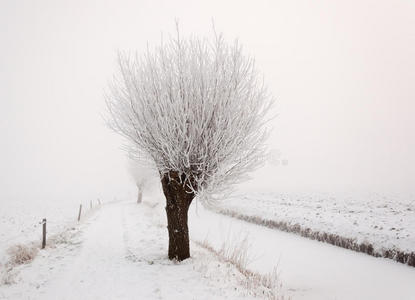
left=1, top=0, right=414, bottom=209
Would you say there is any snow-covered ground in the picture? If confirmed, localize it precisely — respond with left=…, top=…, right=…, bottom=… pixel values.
left=214, top=192, right=415, bottom=255
left=2, top=195, right=415, bottom=300
left=0, top=198, right=100, bottom=267
left=0, top=200, right=280, bottom=300
left=190, top=202, right=415, bottom=300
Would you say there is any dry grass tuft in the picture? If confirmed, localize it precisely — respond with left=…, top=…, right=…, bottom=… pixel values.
left=6, top=244, right=38, bottom=266
left=195, top=237, right=287, bottom=300
left=0, top=244, right=38, bottom=285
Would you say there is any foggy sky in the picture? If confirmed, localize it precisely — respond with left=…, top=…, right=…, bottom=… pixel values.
left=1, top=0, right=414, bottom=206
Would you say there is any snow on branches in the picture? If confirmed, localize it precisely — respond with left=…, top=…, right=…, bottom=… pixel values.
left=106, top=31, right=273, bottom=201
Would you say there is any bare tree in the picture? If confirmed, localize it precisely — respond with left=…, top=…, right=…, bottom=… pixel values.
left=106, top=30, right=273, bottom=261
left=128, top=161, right=156, bottom=204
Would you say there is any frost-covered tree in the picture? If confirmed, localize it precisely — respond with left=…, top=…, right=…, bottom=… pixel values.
left=127, top=161, right=156, bottom=204
left=106, top=31, right=273, bottom=261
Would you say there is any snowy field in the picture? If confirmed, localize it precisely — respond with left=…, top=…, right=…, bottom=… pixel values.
left=0, top=198, right=101, bottom=267
left=213, top=192, right=415, bottom=262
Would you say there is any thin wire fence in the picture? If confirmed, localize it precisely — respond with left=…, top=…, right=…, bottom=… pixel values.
left=0, top=199, right=103, bottom=253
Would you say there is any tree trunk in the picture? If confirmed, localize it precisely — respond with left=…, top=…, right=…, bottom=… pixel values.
left=137, top=186, right=142, bottom=204
left=161, top=171, right=195, bottom=261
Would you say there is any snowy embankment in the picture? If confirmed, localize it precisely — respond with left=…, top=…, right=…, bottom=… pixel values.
left=0, top=201, right=283, bottom=300
left=190, top=203, right=415, bottom=300
left=0, top=198, right=100, bottom=269
left=211, top=192, right=415, bottom=266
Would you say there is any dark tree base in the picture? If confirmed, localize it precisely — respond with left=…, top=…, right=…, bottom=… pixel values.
left=161, top=171, right=195, bottom=261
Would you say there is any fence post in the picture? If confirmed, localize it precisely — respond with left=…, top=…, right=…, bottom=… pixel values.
left=78, top=204, right=82, bottom=221
left=42, top=218, right=46, bottom=249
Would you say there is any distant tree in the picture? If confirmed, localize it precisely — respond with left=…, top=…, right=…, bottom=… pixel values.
left=106, top=30, right=273, bottom=261
left=127, top=161, right=156, bottom=204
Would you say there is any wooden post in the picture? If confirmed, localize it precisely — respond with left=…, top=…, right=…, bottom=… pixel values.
left=42, top=218, right=46, bottom=249
left=78, top=204, right=82, bottom=221
left=137, top=187, right=142, bottom=204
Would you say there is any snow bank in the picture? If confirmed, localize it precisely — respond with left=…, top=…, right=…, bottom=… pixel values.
left=213, top=192, right=415, bottom=266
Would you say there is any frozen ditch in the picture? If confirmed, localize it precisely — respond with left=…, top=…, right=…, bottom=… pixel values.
left=190, top=203, right=415, bottom=300
left=212, top=192, right=415, bottom=266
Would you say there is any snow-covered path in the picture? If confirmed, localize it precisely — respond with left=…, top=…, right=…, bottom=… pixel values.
left=1, top=201, right=264, bottom=300
left=37, top=202, right=262, bottom=300
left=40, top=202, right=157, bottom=299
left=189, top=204, right=415, bottom=300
